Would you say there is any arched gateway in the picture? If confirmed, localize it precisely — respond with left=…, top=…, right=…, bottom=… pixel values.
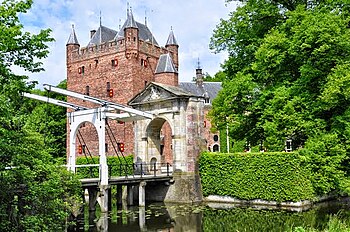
left=130, top=82, right=206, bottom=173
left=129, top=83, right=205, bottom=203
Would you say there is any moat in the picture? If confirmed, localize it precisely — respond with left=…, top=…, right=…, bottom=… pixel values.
left=69, top=199, right=350, bottom=232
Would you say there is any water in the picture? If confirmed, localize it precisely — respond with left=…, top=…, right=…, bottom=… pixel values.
left=69, top=199, right=350, bottom=232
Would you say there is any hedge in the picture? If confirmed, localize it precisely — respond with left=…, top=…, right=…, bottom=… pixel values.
left=75, top=155, right=133, bottom=179
left=199, top=152, right=315, bottom=202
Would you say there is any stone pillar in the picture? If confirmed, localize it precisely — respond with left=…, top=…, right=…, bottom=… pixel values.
left=97, top=186, right=109, bottom=213
left=88, top=187, right=98, bottom=212
left=139, top=206, right=146, bottom=231
left=139, top=181, right=147, bottom=207
left=117, top=185, right=123, bottom=206
left=127, top=185, right=134, bottom=206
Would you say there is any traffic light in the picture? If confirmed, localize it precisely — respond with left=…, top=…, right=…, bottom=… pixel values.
left=78, top=145, right=83, bottom=154
left=118, top=143, right=125, bottom=152
left=108, top=89, right=114, bottom=97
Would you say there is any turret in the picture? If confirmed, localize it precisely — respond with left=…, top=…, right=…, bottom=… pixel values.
left=66, top=25, right=80, bottom=64
left=154, top=54, right=178, bottom=86
left=124, top=8, right=139, bottom=57
left=165, top=28, right=179, bottom=69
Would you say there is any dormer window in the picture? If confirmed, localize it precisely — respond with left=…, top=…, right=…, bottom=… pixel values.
left=203, top=91, right=210, bottom=104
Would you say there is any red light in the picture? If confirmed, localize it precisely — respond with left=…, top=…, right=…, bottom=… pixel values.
left=78, top=145, right=82, bottom=154
left=109, top=89, right=114, bottom=97
left=118, top=143, right=125, bottom=152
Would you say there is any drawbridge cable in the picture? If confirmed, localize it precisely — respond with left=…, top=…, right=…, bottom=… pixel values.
left=77, top=130, right=94, bottom=162
left=105, top=120, right=131, bottom=176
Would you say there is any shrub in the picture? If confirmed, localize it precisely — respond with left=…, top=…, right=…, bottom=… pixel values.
left=199, top=152, right=315, bottom=202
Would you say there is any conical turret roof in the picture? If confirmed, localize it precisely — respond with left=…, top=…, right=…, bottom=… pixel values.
left=155, top=54, right=178, bottom=74
left=125, top=8, right=138, bottom=29
left=166, top=29, right=178, bottom=46
left=66, top=25, right=79, bottom=45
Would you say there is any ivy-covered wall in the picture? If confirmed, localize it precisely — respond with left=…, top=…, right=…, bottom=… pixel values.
left=199, top=152, right=315, bottom=202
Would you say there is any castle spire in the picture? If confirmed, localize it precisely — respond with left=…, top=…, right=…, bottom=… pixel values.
left=145, top=10, right=147, bottom=26
left=125, top=6, right=138, bottom=29
left=66, top=24, right=79, bottom=45
left=99, top=11, right=102, bottom=44
left=166, top=27, right=178, bottom=46
left=196, top=58, right=203, bottom=87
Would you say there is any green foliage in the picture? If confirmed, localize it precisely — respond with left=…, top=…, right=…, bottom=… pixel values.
left=199, top=152, right=315, bottom=202
left=210, top=0, right=350, bottom=197
left=0, top=1, right=81, bottom=230
left=210, top=0, right=350, bottom=151
left=24, top=80, right=67, bottom=159
left=300, top=133, right=346, bottom=195
left=76, top=156, right=134, bottom=178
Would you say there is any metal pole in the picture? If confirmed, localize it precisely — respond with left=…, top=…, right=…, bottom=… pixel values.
left=226, top=122, right=229, bottom=153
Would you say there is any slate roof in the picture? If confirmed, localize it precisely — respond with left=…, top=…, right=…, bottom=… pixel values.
left=67, top=25, right=79, bottom=45
left=114, top=10, right=158, bottom=45
left=88, top=25, right=117, bottom=47
left=115, top=21, right=158, bottom=45
left=155, top=54, right=178, bottom=74
left=179, top=82, right=222, bottom=101
left=153, top=82, right=195, bottom=97
left=166, top=30, right=178, bottom=46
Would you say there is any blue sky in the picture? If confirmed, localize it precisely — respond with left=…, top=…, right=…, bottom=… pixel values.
left=17, top=0, right=237, bottom=87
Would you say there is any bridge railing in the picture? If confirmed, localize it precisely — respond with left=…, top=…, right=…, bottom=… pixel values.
left=74, top=162, right=173, bottom=179
left=109, top=162, right=173, bottom=178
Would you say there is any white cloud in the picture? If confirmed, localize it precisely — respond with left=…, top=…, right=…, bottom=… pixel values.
left=17, top=0, right=237, bottom=87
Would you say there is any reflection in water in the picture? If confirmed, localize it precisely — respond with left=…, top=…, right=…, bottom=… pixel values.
left=68, top=199, right=350, bottom=232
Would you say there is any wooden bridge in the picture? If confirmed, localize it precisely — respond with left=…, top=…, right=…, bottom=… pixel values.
left=77, top=162, right=173, bottom=211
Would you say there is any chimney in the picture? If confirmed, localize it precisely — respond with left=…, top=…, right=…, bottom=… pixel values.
left=90, top=30, right=96, bottom=39
left=196, top=67, right=203, bottom=87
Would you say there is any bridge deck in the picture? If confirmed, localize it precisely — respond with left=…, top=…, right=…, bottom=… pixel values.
left=81, top=174, right=173, bottom=187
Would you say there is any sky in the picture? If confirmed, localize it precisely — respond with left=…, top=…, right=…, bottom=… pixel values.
left=18, top=0, right=237, bottom=88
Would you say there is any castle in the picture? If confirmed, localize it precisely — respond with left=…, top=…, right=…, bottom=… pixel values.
left=66, top=8, right=221, bottom=162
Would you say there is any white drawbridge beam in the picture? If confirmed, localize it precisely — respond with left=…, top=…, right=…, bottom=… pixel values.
left=23, top=92, right=89, bottom=111
left=43, top=84, right=154, bottom=119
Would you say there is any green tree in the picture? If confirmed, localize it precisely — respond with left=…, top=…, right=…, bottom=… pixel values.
left=210, top=0, right=350, bottom=194
left=0, top=1, right=81, bottom=230
left=25, top=80, right=67, bottom=160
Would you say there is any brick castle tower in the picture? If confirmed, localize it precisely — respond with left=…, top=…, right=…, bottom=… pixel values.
left=66, top=8, right=179, bottom=159
left=66, top=8, right=221, bottom=161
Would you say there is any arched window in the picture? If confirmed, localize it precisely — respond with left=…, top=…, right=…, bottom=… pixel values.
left=213, top=144, right=219, bottom=152
left=150, top=157, right=157, bottom=171
left=213, top=135, right=219, bottom=142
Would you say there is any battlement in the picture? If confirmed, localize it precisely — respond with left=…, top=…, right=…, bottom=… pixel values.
left=69, top=38, right=169, bottom=62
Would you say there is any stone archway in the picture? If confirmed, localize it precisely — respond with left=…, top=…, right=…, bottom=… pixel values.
left=130, top=82, right=206, bottom=174
left=130, top=82, right=205, bottom=203
left=146, top=117, right=173, bottom=168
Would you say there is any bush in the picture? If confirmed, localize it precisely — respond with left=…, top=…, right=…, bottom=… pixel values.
left=199, top=152, right=315, bottom=202
left=76, top=155, right=133, bottom=179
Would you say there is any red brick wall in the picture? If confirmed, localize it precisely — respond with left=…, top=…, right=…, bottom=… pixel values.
left=66, top=36, right=171, bottom=157
left=154, top=73, right=179, bottom=86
